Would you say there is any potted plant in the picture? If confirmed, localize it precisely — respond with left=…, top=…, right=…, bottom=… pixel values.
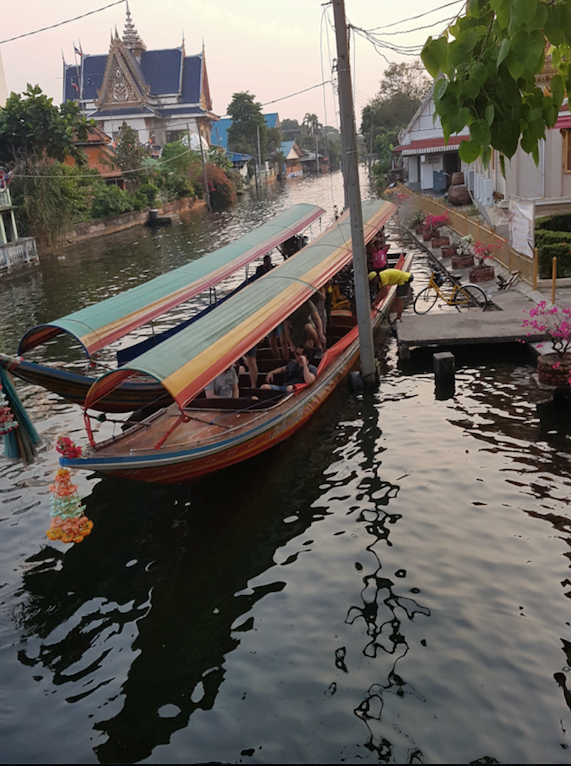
left=522, top=302, right=571, bottom=387
left=451, top=235, right=474, bottom=269
left=409, top=209, right=425, bottom=235
left=423, top=212, right=449, bottom=241
left=469, top=241, right=500, bottom=282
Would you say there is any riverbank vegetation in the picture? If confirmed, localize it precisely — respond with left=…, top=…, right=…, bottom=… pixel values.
left=0, top=86, right=240, bottom=248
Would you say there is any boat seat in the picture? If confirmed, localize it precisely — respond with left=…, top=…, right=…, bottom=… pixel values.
left=184, top=389, right=287, bottom=410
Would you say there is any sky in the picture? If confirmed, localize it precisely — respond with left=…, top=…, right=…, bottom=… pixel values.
left=0, top=0, right=463, bottom=128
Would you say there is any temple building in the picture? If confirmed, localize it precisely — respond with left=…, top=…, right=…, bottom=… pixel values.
left=62, top=3, right=218, bottom=148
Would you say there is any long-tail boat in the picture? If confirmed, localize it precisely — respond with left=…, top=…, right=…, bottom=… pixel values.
left=61, top=199, right=410, bottom=483
left=0, top=204, right=324, bottom=413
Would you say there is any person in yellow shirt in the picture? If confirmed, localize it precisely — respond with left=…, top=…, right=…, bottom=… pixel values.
left=368, top=269, right=414, bottom=320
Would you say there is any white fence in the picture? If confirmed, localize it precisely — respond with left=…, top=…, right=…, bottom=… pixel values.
left=0, top=238, right=39, bottom=271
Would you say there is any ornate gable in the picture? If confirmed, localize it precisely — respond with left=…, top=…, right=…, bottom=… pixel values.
left=96, top=32, right=149, bottom=109
left=200, top=49, right=212, bottom=112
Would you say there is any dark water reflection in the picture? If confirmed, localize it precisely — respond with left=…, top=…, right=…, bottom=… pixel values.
left=1, top=175, right=570, bottom=764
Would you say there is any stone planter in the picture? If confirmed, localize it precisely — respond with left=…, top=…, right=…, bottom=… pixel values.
left=441, top=245, right=458, bottom=258
left=469, top=264, right=495, bottom=282
left=451, top=253, right=474, bottom=269
left=423, top=227, right=439, bottom=241
left=537, top=352, right=571, bottom=388
left=432, top=236, right=450, bottom=248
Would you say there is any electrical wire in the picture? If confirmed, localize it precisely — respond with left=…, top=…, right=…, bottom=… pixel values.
left=0, top=1, right=126, bottom=45
left=366, top=0, right=465, bottom=31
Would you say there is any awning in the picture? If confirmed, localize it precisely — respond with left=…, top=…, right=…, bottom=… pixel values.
left=393, top=135, right=469, bottom=156
left=18, top=204, right=324, bottom=357
left=553, top=113, right=571, bottom=130
left=84, top=199, right=397, bottom=411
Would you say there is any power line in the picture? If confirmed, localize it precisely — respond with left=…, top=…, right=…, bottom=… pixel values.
left=366, top=0, right=465, bottom=32
left=0, top=1, right=126, bottom=46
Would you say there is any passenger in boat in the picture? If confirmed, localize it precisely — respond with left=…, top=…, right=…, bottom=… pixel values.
left=243, top=346, right=259, bottom=388
left=368, top=269, right=414, bottom=320
left=254, top=254, right=274, bottom=279
left=205, top=365, right=239, bottom=399
left=261, top=346, right=318, bottom=393
left=284, top=300, right=327, bottom=356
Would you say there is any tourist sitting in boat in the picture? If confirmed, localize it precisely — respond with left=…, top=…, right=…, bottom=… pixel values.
left=368, top=269, right=414, bottom=320
left=260, top=346, right=318, bottom=393
left=254, top=254, right=274, bottom=279
left=205, top=365, right=239, bottom=399
left=284, top=299, right=327, bottom=356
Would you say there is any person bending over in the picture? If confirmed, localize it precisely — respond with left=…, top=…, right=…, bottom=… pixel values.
left=261, top=347, right=318, bottom=393
left=205, top=365, right=239, bottom=399
left=368, top=268, right=414, bottom=320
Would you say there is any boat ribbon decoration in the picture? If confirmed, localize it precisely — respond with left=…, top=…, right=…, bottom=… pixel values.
left=18, top=204, right=325, bottom=357
left=82, top=200, right=397, bottom=422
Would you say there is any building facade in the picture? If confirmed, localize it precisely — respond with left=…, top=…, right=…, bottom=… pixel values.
left=63, top=5, right=218, bottom=149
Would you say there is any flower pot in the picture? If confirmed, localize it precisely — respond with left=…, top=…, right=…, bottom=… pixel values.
left=441, top=245, right=457, bottom=258
left=432, top=236, right=450, bottom=248
left=469, top=265, right=495, bottom=282
left=451, top=253, right=474, bottom=269
left=537, top=352, right=571, bottom=387
left=415, top=225, right=424, bottom=236
left=423, top=227, right=439, bottom=241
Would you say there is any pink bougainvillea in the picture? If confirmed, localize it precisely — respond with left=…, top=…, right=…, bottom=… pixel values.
left=522, top=301, right=571, bottom=357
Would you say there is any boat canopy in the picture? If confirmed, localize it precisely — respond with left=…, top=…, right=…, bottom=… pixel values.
left=18, top=204, right=324, bottom=357
left=84, top=200, right=397, bottom=412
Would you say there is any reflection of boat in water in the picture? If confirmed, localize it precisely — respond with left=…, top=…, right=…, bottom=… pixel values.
left=62, top=200, right=411, bottom=483
left=0, top=204, right=323, bottom=413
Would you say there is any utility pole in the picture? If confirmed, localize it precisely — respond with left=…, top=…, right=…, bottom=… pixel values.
left=332, top=0, right=377, bottom=385
left=257, top=125, right=262, bottom=187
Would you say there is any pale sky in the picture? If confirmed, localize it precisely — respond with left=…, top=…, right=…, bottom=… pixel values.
left=0, top=0, right=461, bottom=128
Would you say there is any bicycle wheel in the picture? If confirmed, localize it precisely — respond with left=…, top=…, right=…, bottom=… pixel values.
left=413, top=286, right=438, bottom=314
left=453, top=284, right=488, bottom=312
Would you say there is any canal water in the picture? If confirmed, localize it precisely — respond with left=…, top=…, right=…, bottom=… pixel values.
left=0, top=172, right=569, bottom=764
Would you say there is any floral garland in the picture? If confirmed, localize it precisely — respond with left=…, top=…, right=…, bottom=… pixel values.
left=0, top=383, right=18, bottom=435
left=47, top=437, right=92, bottom=544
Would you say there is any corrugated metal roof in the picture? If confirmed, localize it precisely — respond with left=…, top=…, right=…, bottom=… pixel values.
left=393, top=135, right=468, bottom=155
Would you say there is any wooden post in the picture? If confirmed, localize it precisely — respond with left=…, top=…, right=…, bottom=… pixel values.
left=332, top=0, right=376, bottom=385
left=551, top=256, right=557, bottom=305
left=533, top=247, right=538, bottom=291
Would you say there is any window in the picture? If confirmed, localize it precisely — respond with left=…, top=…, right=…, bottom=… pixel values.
left=166, top=130, right=183, bottom=144
left=563, top=129, right=571, bottom=173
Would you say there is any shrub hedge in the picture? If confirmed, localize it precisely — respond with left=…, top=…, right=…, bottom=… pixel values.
left=535, top=214, right=571, bottom=278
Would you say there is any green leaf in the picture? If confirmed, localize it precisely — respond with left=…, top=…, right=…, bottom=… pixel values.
left=528, top=1, right=548, bottom=33
left=463, top=79, right=481, bottom=99
left=551, top=74, right=564, bottom=108
left=509, top=0, right=538, bottom=33
left=497, top=38, right=510, bottom=69
left=421, top=37, right=448, bottom=78
left=485, top=104, right=495, bottom=126
left=458, top=140, right=482, bottom=163
left=544, top=3, right=571, bottom=47
left=470, top=119, right=491, bottom=146
left=433, top=77, right=447, bottom=104
left=525, top=30, right=546, bottom=73
left=499, top=154, right=506, bottom=178
left=482, top=146, right=491, bottom=169
left=470, top=60, right=488, bottom=86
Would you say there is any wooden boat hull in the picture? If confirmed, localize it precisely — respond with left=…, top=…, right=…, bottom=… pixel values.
left=0, top=354, right=171, bottom=413
left=63, top=342, right=357, bottom=483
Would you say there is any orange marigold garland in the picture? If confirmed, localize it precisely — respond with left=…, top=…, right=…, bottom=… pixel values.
left=47, top=437, right=92, bottom=544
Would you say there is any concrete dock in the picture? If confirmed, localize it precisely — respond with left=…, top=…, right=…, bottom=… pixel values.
left=396, top=226, right=569, bottom=359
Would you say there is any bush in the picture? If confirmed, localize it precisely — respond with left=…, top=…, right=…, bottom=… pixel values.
left=138, top=182, right=159, bottom=208
left=535, top=215, right=571, bottom=278
left=206, top=164, right=236, bottom=210
left=91, top=184, right=134, bottom=219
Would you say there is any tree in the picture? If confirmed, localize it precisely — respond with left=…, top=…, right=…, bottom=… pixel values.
left=360, top=62, right=430, bottom=165
left=114, top=124, right=151, bottom=189
left=421, top=0, right=571, bottom=170
left=0, top=83, right=91, bottom=169
left=227, top=92, right=267, bottom=164
left=280, top=118, right=302, bottom=142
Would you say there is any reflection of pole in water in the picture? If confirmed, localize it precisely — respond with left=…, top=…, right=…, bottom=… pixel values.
left=345, top=392, right=430, bottom=760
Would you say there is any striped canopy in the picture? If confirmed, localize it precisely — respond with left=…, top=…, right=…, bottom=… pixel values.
left=84, top=200, right=397, bottom=412
left=18, top=204, right=324, bottom=357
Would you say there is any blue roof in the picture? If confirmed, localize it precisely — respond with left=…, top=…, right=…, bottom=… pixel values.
left=281, top=140, right=296, bottom=155
left=140, top=49, right=182, bottom=94
left=64, top=48, right=204, bottom=108
left=265, top=113, right=279, bottom=129
left=210, top=118, right=231, bottom=149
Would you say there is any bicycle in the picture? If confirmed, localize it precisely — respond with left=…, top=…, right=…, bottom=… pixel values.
left=413, top=271, right=488, bottom=314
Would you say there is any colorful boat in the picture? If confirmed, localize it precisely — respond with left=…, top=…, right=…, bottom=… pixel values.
left=0, top=204, right=324, bottom=412
left=62, top=199, right=409, bottom=483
